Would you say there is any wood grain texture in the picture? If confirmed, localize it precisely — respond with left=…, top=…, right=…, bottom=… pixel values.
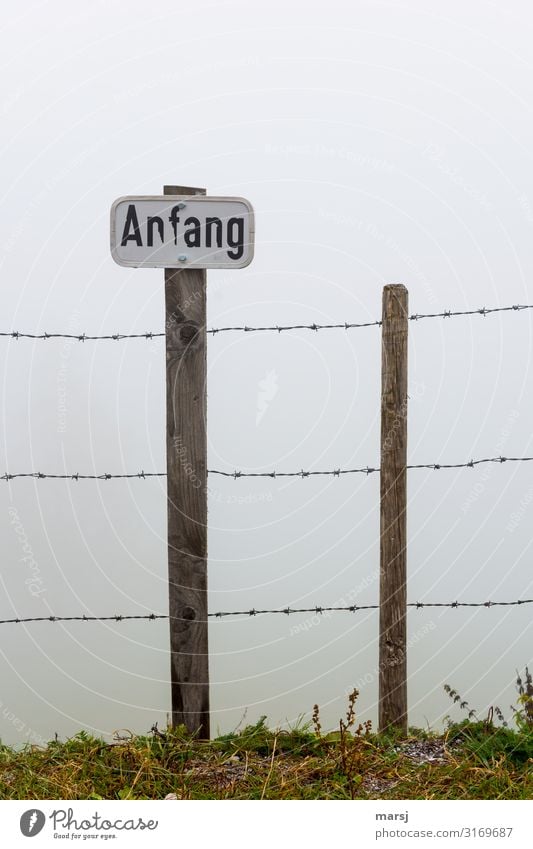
left=378, top=284, right=408, bottom=734
left=164, top=185, right=209, bottom=738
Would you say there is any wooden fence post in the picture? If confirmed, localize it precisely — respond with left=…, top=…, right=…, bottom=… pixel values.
left=164, top=184, right=210, bottom=739
left=378, top=283, right=408, bottom=734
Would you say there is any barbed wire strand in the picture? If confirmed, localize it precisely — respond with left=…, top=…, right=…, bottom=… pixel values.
left=209, top=304, right=533, bottom=334
left=0, top=332, right=165, bottom=341
left=1, top=303, right=532, bottom=341
left=0, top=472, right=166, bottom=481
left=210, top=456, right=533, bottom=478
left=2, top=456, right=532, bottom=482
left=0, top=599, right=532, bottom=625
left=208, top=320, right=382, bottom=334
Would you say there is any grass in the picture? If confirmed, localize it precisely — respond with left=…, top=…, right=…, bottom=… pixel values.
left=1, top=687, right=532, bottom=800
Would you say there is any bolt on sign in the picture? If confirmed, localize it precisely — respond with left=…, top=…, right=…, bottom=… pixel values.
left=110, top=195, right=254, bottom=268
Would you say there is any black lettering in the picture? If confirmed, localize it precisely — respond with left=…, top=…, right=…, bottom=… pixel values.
left=184, top=216, right=201, bottom=247
left=168, top=206, right=182, bottom=245
left=120, top=205, right=142, bottom=246
left=226, top=217, right=244, bottom=260
left=147, top=216, right=164, bottom=246
left=205, top=216, right=222, bottom=248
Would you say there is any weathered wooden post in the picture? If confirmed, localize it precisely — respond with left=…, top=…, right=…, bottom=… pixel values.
left=164, top=184, right=210, bottom=738
left=110, top=189, right=254, bottom=738
left=378, top=284, right=409, bottom=734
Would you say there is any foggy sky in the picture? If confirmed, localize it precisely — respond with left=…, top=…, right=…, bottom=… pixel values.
left=1, top=0, right=533, bottom=746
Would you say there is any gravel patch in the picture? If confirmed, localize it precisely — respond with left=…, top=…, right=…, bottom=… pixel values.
left=394, top=738, right=451, bottom=764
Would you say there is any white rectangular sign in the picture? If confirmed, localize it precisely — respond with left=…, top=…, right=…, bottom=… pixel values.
left=110, top=195, right=254, bottom=269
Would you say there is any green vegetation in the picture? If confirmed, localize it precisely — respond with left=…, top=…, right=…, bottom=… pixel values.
left=1, top=677, right=532, bottom=800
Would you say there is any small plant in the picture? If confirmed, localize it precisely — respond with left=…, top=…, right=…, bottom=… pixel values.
left=337, top=688, right=371, bottom=799
left=339, top=688, right=358, bottom=737
left=339, top=689, right=372, bottom=739
left=443, top=684, right=479, bottom=721
left=514, top=667, right=533, bottom=731
left=312, top=703, right=322, bottom=737
left=445, top=667, right=533, bottom=732
left=443, top=683, right=508, bottom=727
left=443, top=670, right=533, bottom=770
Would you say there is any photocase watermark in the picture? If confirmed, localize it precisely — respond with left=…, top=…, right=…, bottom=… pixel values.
left=0, top=699, right=47, bottom=747
left=151, top=276, right=226, bottom=355
left=114, top=56, right=263, bottom=104
left=165, top=284, right=212, bottom=332
left=381, top=395, right=408, bottom=458
left=422, top=143, right=494, bottom=212
left=19, top=806, right=159, bottom=838
left=2, top=142, right=104, bottom=258
left=505, top=484, right=533, bottom=534
left=256, top=369, right=278, bottom=425
left=518, top=193, right=533, bottom=227
left=461, top=408, right=519, bottom=514
left=209, top=487, right=273, bottom=506
left=289, top=569, right=379, bottom=636
left=20, top=809, right=46, bottom=837
left=381, top=380, right=425, bottom=460
left=264, top=142, right=395, bottom=173
left=172, top=435, right=274, bottom=504
left=0, top=86, right=22, bottom=116
left=352, top=620, right=437, bottom=692
left=319, top=209, right=438, bottom=308
left=49, top=807, right=158, bottom=834
left=173, top=434, right=203, bottom=490
left=2, top=195, right=45, bottom=258
left=8, top=506, right=46, bottom=598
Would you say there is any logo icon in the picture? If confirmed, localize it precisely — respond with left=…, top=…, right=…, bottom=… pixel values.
left=256, top=369, right=278, bottom=425
left=20, top=809, right=46, bottom=837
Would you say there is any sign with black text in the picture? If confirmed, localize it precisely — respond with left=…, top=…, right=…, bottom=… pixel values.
left=110, top=195, right=254, bottom=268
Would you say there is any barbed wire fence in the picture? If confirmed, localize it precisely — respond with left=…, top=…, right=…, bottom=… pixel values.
left=2, top=299, right=532, bottom=611
left=2, top=296, right=532, bottom=731
left=1, top=300, right=532, bottom=340
left=0, top=598, right=532, bottom=627
left=1, top=454, right=533, bottom=481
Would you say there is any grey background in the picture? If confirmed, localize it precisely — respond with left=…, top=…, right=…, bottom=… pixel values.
left=1, top=0, right=532, bottom=746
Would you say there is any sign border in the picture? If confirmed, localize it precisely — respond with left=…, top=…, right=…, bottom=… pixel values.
left=110, top=195, right=255, bottom=269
